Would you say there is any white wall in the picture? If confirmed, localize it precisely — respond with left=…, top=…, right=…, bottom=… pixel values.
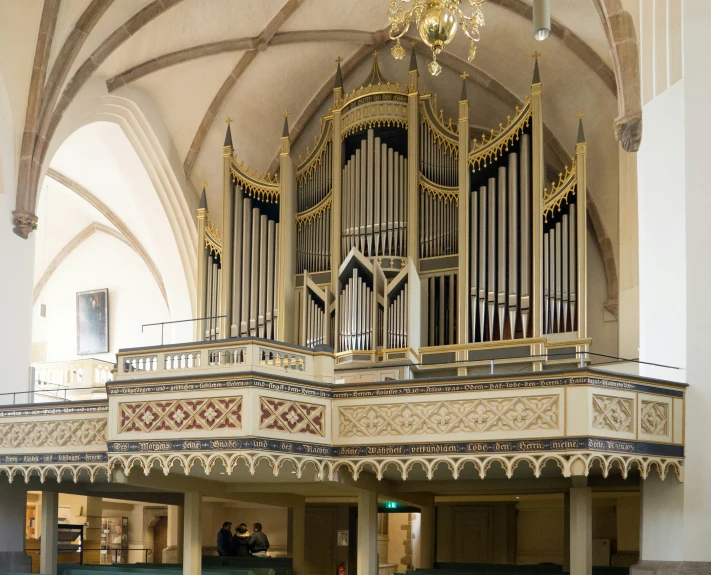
left=0, top=67, right=34, bottom=395
left=637, top=80, right=686, bottom=378
left=636, top=0, right=711, bottom=563
left=680, top=0, right=711, bottom=560
left=32, top=233, right=170, bottom=362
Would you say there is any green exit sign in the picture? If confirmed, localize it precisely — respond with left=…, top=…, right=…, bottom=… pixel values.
left=385, top=501, right=398, bottom=509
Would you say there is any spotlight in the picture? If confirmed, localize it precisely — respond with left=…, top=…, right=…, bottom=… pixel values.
left=533, top=0, right=551, bottom=41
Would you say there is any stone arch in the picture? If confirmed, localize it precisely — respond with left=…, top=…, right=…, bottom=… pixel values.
left=592, top=0, right=642, bottom=152
left=34, top=79, right=198, bottom=318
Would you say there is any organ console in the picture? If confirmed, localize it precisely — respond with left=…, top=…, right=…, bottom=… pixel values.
left=196, top=51, right=589, bottom=371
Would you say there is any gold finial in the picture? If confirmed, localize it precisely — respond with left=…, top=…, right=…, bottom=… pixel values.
left=226, top=117, right=232, bottom=124
left=335, top=56, right=343, bottom=65
left=460, top=72, right=469, bottom=80
left=372, top=49, right=379, bottom=57
left=410, top=40, right=417, bottom=47
left=284, top=109, right=289, bottom=117
left=577, top=111, right=585, bottom=119
left=200, top=181, right=207, bottom=188
left=532, top=51, right=541, bottom=60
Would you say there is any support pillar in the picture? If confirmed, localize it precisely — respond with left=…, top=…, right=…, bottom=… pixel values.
left=85, top=497, right=103, bottom=566
left=0, top=484, right=31, bottom=573
left=40, top=491, right=58, bottom=575
left=163, top=505, right=181, bottom=563
left=418, top=506, right=435, bottom=569
left=289, top=501, right=306, bottom=575
left=563, top=491, right=570, bottom=573
left=183, top=493, right=202, bottom=575
left=570, top=481, right=592, bottom=575
left=357, top=491, right=378, bottom=575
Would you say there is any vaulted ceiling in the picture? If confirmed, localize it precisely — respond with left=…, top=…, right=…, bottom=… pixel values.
left=0, top=0, right=626, bottom=318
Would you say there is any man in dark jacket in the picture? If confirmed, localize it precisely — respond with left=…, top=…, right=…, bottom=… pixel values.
left=248, top=523, right=270, bottom=557
left=217, top=522, right=233, bottom=556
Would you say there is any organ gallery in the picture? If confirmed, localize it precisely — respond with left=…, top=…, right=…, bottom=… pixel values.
left=196, top=50, right=588, bottom=374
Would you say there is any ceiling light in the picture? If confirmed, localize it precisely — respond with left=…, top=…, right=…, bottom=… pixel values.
left=389, top=0, right=486, bottom=76
left=533, top=0, right=551, bottom=41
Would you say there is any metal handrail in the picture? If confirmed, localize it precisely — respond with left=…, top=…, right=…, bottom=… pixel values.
left=142, top=315, right=227, bottom=345
left=0, top=385, right=107, bottom=406
left=412, top=350, right=682, bottom=373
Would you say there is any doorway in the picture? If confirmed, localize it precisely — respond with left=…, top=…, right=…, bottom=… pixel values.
left=453, top=507, right=492, bottom=563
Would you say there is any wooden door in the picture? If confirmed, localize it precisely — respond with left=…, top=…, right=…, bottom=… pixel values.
left=305, top=508, right=337, bottom=575
left=453, top=507, right=492, bottom=563
left=153, top=516, right=168, bottom=564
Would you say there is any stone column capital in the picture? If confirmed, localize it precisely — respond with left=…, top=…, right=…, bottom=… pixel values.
left=12, top=210, right=38, bottom=239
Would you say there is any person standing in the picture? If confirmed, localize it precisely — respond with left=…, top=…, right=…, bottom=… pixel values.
left=248, top=523, right=270, bottom=557
left=233, top=523, right=251, bottom=557
left=216, top=522, right=233, bottom=556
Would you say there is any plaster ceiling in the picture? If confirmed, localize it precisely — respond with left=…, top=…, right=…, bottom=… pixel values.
left=5, top=0, right=622, bottom=319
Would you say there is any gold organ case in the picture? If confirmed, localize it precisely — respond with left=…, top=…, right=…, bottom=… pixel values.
left=196, top=51, right=589, bottom=377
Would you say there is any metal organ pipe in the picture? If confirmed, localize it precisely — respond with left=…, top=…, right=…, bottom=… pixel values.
left=508, top=152, right=519, bottom=338
left=249, top=207, right=260, bottom=336
left=497, top=166, right=507, bottom=340
left=478, top=186, right=487, bottom=343
left=487, top=177, right=496, bottom=342
left=240, top=197, right=252, bottom=336
left=520, top=133, right=531, bottom=338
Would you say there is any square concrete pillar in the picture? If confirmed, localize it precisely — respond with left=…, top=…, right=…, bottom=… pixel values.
left=357, top=491, right=378, bottom=575
left=418, top=506, right=435, bottom=569
left=183, top=493, right=202, bottom=575
left=41, top=491, right=58, bottom=575
left=570, top=485, right=592, bottom=575
left=163, top=505, right=182, bottom=563
left=564, top=491, right=571, bottom=573
left=290, top=502, right=306, bottom=575
left=0, top=484, right=31, bottom=573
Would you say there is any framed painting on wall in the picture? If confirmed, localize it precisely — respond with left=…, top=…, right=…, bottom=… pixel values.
left=76, top=288, right=109, bottom=354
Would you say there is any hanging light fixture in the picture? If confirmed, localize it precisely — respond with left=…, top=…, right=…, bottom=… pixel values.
left=533, top=0, right=551, bottom=41
left=389, top=0, right=486, bottom=76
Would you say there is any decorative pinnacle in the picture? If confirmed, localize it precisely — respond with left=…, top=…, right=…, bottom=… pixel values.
left=577, top=112, right=586, bottom=143
left=282, top=110, right=290, bottom=138
left=532, top=51, right=541, bottom=60
left=409, top=41, right=418, bottom=72
left=532, top=55, right=541, bottom=85
left=372, top=49, right=379, bottom=57
left=460, top=72, right=469, bottom=101
left=199, top=187, right=208, bottom=210
left=200, top=181, right=207, bottom=188
left=577, top=111, right=585, bottom=119
left=334, top=57, right=343, bottom=89
left=223, top=117, right=233, bottom=147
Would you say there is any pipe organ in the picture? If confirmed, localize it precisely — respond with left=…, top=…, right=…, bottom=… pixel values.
left=196, top=52, right=589, bottom=371
left=341, top=128, right=408, bottom=258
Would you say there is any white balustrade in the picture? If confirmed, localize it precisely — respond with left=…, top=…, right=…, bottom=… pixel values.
left=114, top=340, right=332, bottom=383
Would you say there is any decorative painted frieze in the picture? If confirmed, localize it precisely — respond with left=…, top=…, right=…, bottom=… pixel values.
left=592, top=394, right=634, bottom=433
left=259, top=396, right=325, bottom=436
left=0, top=419, right=106, bottom=449
left=338, top=396, right=559, bottom=437
left=119, top=397, right=242, bottom=433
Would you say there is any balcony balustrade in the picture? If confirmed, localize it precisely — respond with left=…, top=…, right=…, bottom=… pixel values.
left=0, top=339, right=685, bottom=485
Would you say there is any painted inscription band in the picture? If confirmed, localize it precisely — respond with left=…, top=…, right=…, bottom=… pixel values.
left=0, top=452, right=108, bottom=465
left=108, top=437, right=683, bottom=458
left=108, top=376, right=684, bottom=399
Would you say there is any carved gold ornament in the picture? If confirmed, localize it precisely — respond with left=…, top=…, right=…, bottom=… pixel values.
left=388, top=0, right=486, bottom=75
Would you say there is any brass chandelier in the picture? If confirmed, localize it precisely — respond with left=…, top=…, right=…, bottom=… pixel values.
left=388, top=0, right=486, bottom=76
